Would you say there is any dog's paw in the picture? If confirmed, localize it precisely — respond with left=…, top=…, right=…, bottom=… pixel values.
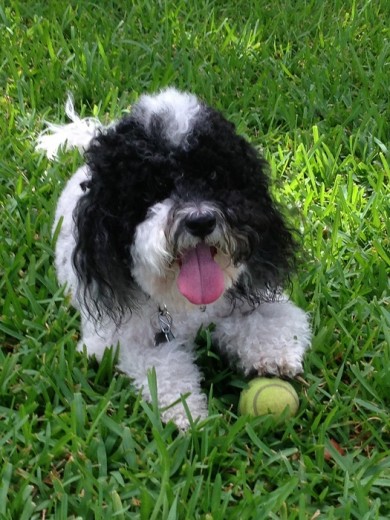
left=161, top=394, right=208, bottom=430
left=253, top=356, right=303, bottom=378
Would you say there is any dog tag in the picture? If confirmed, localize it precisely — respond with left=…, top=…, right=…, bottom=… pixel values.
left=154, top=307, right=175, bottom=346
left=154, top=329, right=175, bottom=345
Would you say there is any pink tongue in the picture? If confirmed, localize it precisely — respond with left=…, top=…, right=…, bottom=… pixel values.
left=177, top=243, right=225, bottom=305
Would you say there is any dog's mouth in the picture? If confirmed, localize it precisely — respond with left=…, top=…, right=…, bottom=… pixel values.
left=176, top=243, right=225, bottom=305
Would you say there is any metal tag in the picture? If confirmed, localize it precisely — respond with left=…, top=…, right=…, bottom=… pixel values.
left=154, top=306, right=175, bottom=346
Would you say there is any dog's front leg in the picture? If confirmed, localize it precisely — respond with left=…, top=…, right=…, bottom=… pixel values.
left=118, top=340, right=208, bottom=430
left=79, top=317, right=207, bottom=429
left=215, top=299, right=311, bottom=378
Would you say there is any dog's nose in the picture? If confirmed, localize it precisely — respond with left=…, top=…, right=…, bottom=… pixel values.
left=185, top=213, right=217, bottom=237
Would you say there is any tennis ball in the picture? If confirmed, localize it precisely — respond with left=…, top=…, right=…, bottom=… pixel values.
left=238, top=377, right=299, bottom=419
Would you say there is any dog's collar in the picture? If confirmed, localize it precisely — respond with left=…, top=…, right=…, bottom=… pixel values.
left=154, top=306, right=175, bottom=345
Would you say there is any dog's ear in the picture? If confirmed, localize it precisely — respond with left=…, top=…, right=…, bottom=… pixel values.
left=247, top=201, right=297, bottom=293
left=228, top=196, right=297, bottom=307
left=72, top=186, right=139, bottom=323
left=221, top=146, right=297, bottom=305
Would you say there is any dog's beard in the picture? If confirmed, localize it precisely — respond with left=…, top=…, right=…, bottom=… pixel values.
left=131, top=200, right=248, bottom=307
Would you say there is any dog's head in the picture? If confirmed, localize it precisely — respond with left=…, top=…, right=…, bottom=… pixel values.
left=72, top=88, right=296, bottom=319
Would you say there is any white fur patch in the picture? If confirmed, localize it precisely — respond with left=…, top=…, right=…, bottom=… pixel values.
left=36, top=96, right=103, bottom=159
left=132, top=200, right=174, bottom=276
left=133, top=87, right=202, bottom=148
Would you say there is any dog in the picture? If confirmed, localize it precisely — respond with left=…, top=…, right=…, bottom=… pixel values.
left=37, top=88, right=311, bottom=429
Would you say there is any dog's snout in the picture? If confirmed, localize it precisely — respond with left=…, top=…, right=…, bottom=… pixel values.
left=185, top=213, right=217, bottom=237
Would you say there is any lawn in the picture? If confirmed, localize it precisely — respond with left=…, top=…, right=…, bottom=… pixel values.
left=1, top=0, right=389, bottom=518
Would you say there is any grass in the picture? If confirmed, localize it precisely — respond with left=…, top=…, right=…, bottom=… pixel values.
left=1, top=0, right=389, bottom=518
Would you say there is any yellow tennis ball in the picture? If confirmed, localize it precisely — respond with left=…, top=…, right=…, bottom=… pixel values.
left=238, top=377, right=299, bottom=419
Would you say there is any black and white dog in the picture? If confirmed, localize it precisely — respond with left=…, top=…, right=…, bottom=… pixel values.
left=38, top=88, right=311, bottom=428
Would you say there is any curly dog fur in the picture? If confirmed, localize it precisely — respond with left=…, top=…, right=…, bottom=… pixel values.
left=37, top=88, right=311, bottom=429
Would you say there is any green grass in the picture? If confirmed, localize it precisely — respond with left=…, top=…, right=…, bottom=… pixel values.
left=1, top=0, right=389, bottom=518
